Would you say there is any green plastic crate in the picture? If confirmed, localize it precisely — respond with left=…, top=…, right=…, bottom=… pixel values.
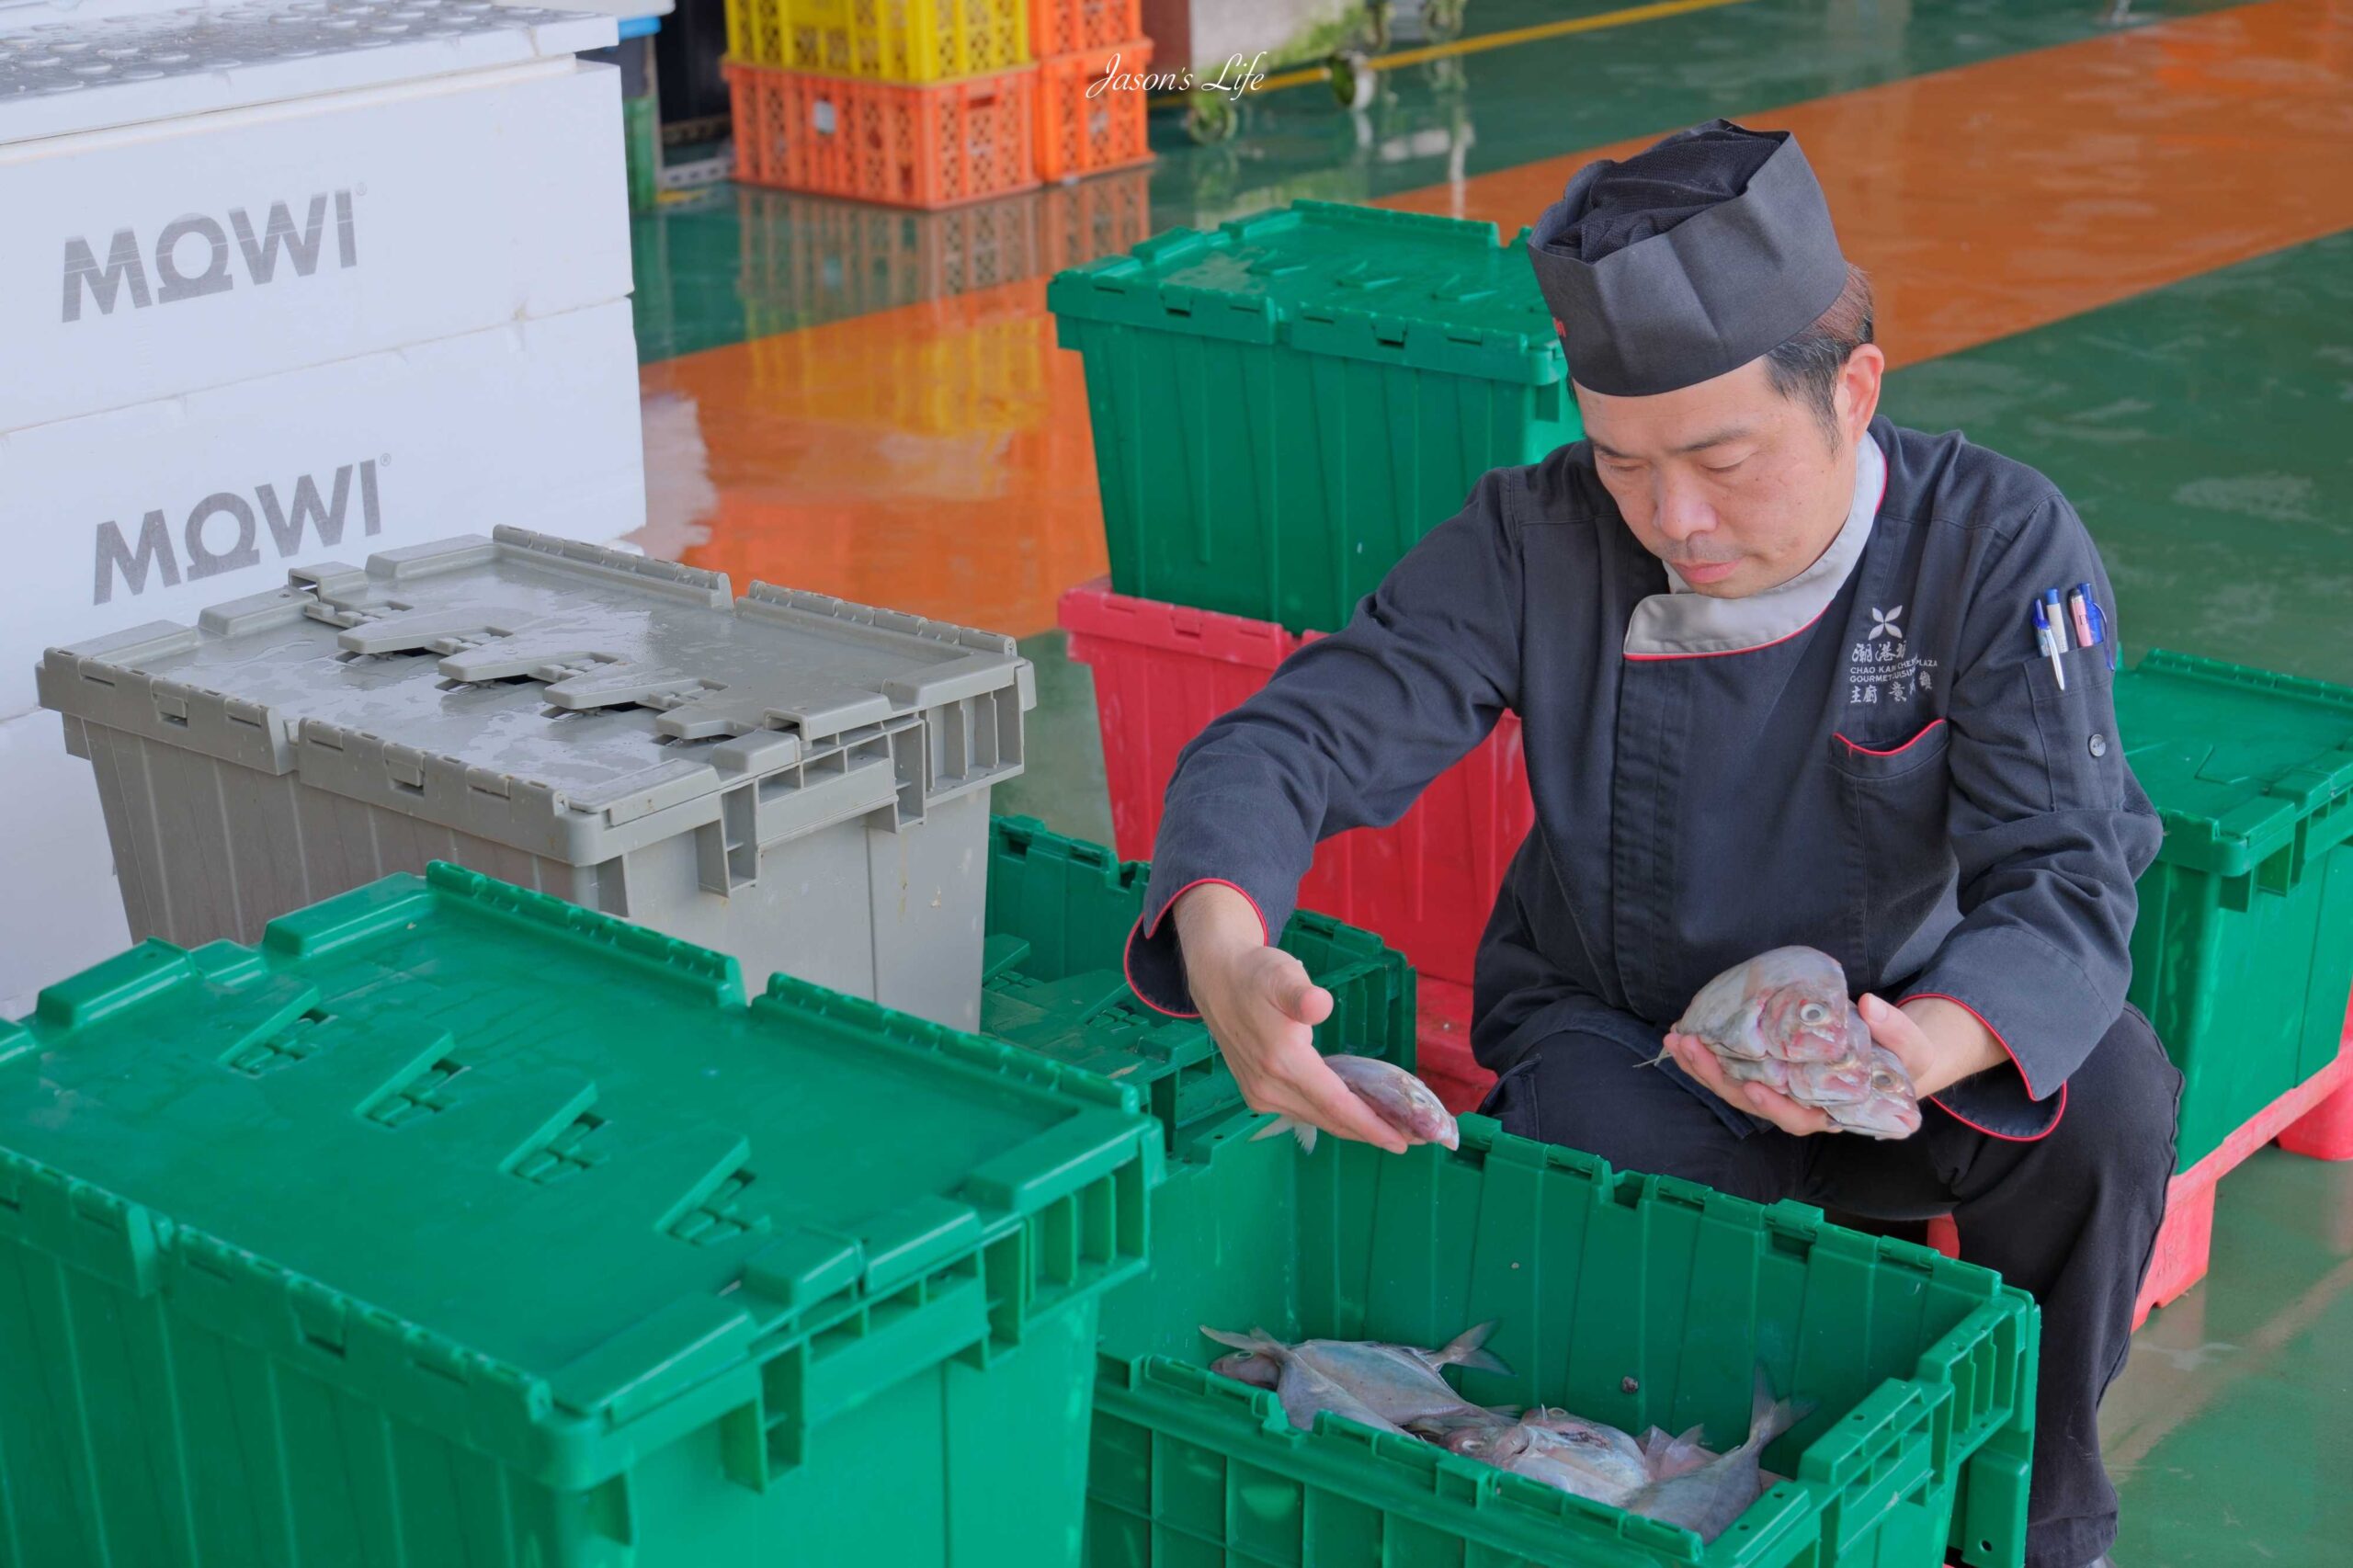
left=0, top=862, right=1158, bottom=1568
left=981, top=814, right=1417, bottom=1153
left=1086, top=1127, right=2040, bottom=1568
left=978, top=814, right=1419, bottom=1362
left=1048, top=201, right=1583, bottom=633
left=2118, top=650, right=2353, bottom=1170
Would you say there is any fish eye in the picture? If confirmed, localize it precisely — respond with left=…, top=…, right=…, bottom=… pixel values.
left=1799, top=1002, right=1829, bottom=1025
left=1872, top=1073, right=1899, bottom=1091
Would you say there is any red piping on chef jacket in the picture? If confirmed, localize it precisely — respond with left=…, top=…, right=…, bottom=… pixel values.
left=1124, top=878, right=1269, bottom=1020
left=1623, top=467, right=1890, bottom=663
left=1836, top=718, right=1947, bottom=757
left=1902, top=989, right=2065, bottom=1142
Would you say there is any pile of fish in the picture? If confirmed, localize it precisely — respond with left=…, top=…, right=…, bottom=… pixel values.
left=1249, top=1053, right=1460, bottom=1153
left=1205, top=1324, right=1809, bottom=1543
left=1670, top=946, right=1924, bottom=1138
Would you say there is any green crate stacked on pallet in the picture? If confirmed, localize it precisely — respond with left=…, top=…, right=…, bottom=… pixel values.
left=0, top=862, right=1157, bottom=1568
left=2117, top=650, right=2353, bottom=1169
left=1047, top=200, right=1584, bottom=633
left=1087, top=1131, right=2042, bottom=1568
left=976, top=815, right=1416, bottom=1356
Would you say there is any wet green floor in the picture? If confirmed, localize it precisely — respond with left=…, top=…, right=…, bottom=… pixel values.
left=1883, top=232, right=2353, bottom=687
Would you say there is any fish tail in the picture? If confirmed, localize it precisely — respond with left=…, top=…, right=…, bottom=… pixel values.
left=1439, top=1319, right=1512, bottom=1376
left=1744, top=1365, right=1813, bottom=1456
left=1245, top=1115, right=1319, bottom=1153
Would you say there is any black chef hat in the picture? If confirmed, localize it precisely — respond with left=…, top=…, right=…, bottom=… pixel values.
left=1528, top=119, right=1848, bottom=397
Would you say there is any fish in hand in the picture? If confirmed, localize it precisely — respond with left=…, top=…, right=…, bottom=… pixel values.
left=1249, top=1053, right=1461, bottom=1153
left=1670, top=946, right=1923, bottom=1138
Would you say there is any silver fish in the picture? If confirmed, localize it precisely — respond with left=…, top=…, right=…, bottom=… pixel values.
left=1201, top=1323, right=1508, bottom=1432
left=1249, top=1054, right=1461, bottom=1153
left=1470, top=1419, right=1650, bottom=1506
left=1671, top=947, right=1923, bottom=1139
left=1624, top=1370, right=1812, bottom=1543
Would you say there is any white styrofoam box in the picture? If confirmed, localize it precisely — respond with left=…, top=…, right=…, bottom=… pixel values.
left=0, top=708, right=131, bottom=1019
left=0, top=0, right=216, bottom=34
left=0, top=1, right=616, bottom=142
left=7, top=59, right=627, bottom=430
left=0, top=298, right=645, bottom=722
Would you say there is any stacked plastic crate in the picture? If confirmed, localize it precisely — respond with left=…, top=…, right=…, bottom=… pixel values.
left=1031, top=0, right=1153, bottom=184
left=0, top=0, right=647, bottom=1015
left=725, top=0, right=1040, bottom=207
left=1048, top=200, right=1586, bottom=1109
left=1927, top=652, right=2353, bottom=1324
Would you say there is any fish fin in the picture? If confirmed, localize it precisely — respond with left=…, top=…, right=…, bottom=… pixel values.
left=1248, top=1116, right=1291, bottom=1143
left=1292, top=1122, right=1318, bottom=1154
left=1199, top=1326, right=1266, bottom=1354
left=1744, top=1366, right=1813, bottom=1455
left=1438, top=1319, right=1512, bottom=1377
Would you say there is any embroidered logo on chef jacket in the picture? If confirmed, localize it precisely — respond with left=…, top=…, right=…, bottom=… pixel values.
left=1847, top=607, right=1937, bottom=707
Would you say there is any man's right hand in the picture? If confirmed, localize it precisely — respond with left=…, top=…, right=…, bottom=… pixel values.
left=1173, top=883, right=1414, bottom=1154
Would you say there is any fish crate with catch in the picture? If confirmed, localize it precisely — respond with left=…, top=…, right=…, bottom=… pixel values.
left=1046, top=200, right=1583, bottom=633
left=1088, top=1129, right=2041, bottom=1568
left=728, top=60, right=1040, bottom=210
left=36, top=528, right=1032, bottom=1034
left=0, top=864, right=1157, bottom=1568
left=724, top=0, right=1030, bottom=79
left=1061, top=578, right=1533, bottom=989
left=977, top=814, right=1423, bottom=1355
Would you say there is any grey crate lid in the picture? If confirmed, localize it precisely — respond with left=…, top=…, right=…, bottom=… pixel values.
left=0, top=0, right=614, bottom=144
left=39, top=528, right=1033, bottom=846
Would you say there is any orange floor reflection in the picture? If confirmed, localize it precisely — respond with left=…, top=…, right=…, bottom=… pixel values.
left=1381, top=0, right=2353, bottom=369
left=639, top=276, right=1112, bottom=637
left=642, top=0, right=2353, bottom=637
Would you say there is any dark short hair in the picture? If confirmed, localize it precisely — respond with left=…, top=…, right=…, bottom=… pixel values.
left=1764, top=264, right=1875, bottom=434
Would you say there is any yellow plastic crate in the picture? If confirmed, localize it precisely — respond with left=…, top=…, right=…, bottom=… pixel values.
left=728, top=0, right=1029, bottom=80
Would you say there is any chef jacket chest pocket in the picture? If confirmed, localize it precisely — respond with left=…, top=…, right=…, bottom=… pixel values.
left=2025, top=649, right=2128, bottom=811
left=1826, top=719, right=1954, bottom=974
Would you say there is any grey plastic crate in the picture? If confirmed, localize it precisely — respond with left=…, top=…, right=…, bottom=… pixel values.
left=35, top=527, right=1033, bottom=1031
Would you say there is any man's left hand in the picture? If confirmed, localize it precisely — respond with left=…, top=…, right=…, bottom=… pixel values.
left=1663, top=994, right=2011, bottom=1137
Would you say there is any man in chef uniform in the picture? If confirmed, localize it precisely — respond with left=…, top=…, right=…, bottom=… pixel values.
left=1120, top=121, right=2179, bottom=1568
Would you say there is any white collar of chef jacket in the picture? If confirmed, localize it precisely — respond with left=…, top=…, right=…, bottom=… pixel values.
left=1626, top=431, right=1885, bottom=659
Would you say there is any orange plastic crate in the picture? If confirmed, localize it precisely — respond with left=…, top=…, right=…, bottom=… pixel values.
left=1030, top=0, right=1138, bottom=56
left=1036, top=38, right=1153, bottom=183
left=729, top=61, right=1040, bottom=209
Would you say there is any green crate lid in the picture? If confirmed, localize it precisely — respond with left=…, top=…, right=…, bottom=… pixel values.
left=2119, top=650, right=2353, bottom=879
left=980, top=817, right=1417, bottom=1155
left=1046, top=200, right=1568, bottom=386
left=0, top=864, right=1155, bottom=1492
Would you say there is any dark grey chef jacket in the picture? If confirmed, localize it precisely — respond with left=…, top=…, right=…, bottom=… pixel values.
left=1122, top=416, right=2162, bottom=1141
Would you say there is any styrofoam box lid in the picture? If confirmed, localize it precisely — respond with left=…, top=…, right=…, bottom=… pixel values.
left=0, top=0, right=616, bottom=143
left=39, top=528, right=1035, bottom=837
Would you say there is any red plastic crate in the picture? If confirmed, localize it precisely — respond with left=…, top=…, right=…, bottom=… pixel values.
left=1925, top=1007, right=2353, bottom=1328
left=1061, top=579, right=1533, bottom=988
left=1415, top=978, right=1495, bottom=1115
left=1031, top=0, right=1139, bottom=56
left=728, top=60, right=1040, bottom=210
left=1037, top=39, right=1154, bottom=182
